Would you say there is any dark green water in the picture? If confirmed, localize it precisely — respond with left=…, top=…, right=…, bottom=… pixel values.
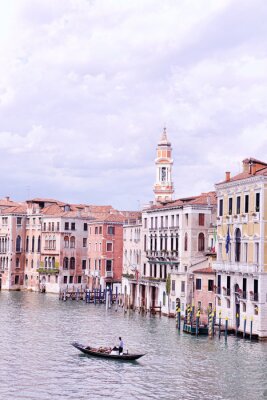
left=0, top=291, right=266, bottom=400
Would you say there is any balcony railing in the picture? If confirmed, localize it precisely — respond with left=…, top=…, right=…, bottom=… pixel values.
left=250, top=293, right=259, bottom=302
left=223, top=288, right=231, bottom=296
left=213, top=261, right=259, bottom=274
left=105, top=270, right=113, bottom=278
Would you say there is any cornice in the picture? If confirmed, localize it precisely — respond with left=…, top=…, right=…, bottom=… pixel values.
left=215, top=175, right=267, bottom=191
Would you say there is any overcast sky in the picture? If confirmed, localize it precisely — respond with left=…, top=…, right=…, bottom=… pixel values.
left=0, top=0, right=267, bottom=210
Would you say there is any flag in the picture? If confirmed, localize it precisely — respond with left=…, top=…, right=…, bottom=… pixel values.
left=225, top=226, right=230, bottom=254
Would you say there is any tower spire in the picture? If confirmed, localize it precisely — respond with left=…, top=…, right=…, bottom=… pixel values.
left=153, top=128, right=174, bottom=204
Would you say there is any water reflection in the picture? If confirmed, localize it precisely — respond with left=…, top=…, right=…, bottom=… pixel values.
left=0, top=292, right=266, bottom=400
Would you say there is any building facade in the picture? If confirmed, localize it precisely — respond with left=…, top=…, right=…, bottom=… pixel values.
left=213, top=158, right=267, bottom=339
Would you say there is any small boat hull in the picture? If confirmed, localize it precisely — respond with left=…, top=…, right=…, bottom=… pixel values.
left=72, top=342, right=145, bottom=361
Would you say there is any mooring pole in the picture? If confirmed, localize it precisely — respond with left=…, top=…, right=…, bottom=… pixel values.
left=196, top=308, right=200, bottom=336
left=250, top=316, right=253, bottom=341
left=219, top=311, right=222, bottom=339
left=225, top=317, right=228, bottom=342
left=243, top=316, right=247, bottom=339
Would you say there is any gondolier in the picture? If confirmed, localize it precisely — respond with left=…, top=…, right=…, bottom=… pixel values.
left=118, top=337, right=124, bottom=354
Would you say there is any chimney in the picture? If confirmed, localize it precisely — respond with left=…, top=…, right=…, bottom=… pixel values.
left=225, top=171, right=231, bottom=182
left=251, top=163, right=256, bottom=175
left=5, top=196, right=10, bottom=201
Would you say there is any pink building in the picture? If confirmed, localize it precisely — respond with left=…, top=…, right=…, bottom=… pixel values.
left=193, top=266, right=216, bottom=324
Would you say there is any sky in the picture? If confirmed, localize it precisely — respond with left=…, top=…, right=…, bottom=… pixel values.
left=0, top=0, right=267, bottom=210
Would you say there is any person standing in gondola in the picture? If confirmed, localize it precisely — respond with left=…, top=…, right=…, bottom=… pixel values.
left=118, top=337, right=124, bottom=354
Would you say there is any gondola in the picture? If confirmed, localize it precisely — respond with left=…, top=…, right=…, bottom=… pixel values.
left=72, top=342, right=145, bottom=361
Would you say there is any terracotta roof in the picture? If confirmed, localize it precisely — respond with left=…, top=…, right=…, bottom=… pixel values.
left=146, top=191, right=216, bottom=211
left=193, top=266, right=215, bottom=274
left=1, top=204, right=27, bottom=214
left=217, top=167, right=267, bottom=184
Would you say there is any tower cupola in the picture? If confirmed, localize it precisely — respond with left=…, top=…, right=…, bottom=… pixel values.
left=153, top=128, right=174, bottom=203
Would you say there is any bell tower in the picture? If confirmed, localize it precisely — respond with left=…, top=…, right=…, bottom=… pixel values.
left=153, top=128, right=174, bottom=203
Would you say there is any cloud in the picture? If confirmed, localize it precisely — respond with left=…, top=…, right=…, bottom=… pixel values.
left=0, top=0, right=267, bottom=208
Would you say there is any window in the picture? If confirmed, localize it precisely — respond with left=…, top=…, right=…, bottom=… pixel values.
left=107, top=242, right=113, bottom=251
left=17, top=217, right=22, bottom=226
left=255, top=243, right=259, bottom=264
left=235, top=228, right=241, bottom=262
left=84, top=223, right=88, bottom=231
left=2, top=217, right=8, bottom=226
left=155, top=217, right=158, bottom=228
left=185, top=214, right=188, bottom=225
left=198, top=233, right=205, bottom=251
left=199, top=213, right=205, bottom=226
left=242, top=302, right=246, bottom=312
left=63, top=276, right=67, bottom=284
left=219, top=199, right=223, bottom=217
left=69, top=276, right=73, bottom=284
left=43, top=222, right=46, bottom=231
left=37, top=236, right=41, bottom=252
left=208, top=280, right=214, bottom=292
left=151, top=217, right=154, bottom=229
left=15, top=275, right=19, bottom=285
left=144, top=218, right=147, bottom=229
left=57, top=222, right=60, bottom=231
left=64, top=236, right=69, bottom=248
left=63, top=257, right=69, bottom=270
left=245, top=194, right=249, bottom=213
left=106, top=260, right=112, bottom=271
left=196, top=279, right=201, bottom=290
left=144, top=235, right=147, bottom=252
left=16, top=258, right=20, bottom=268
left=181, top=281, right=185, bottom=293
left=143, top=263, right=146, bottom=276
left=26, top=236, right=29, bottom=252
left=171, top=215, right=174, bottom=227
left=236, top=196, right=241, bottom=215
left=107, top=226, right=115, bottom=235
left=226, top=299, right=230, bottom=309
left=95, top=227, right=98, bottom=234
left=99, top=226, right=102, bottom=234
left=83, top=238, right=87, bottom=248
left=64, top=222, right=69, bottom=230
left=71, top=222, right=75, bottom=231
left=70, top=237, right=75, bottom=248
left=165, top=216, right=168, bottom=228
left=255, top=193, right=260, bottom=212
left=228, top=198, right=232, bottom=215
left=77, top=276, right=82, bottom=284
left=171, top=280, right=175, bottom=291
left=70, top=257, right=75, bottom=269
left=32, top=236, right=35, bottom=252
left=51, top=222, right=54, bottom=231
left=244, top=242, right=248, bottom=263
left=184, top=233, right=188, bottom=251
left=16, top=236, right=21, bottom=252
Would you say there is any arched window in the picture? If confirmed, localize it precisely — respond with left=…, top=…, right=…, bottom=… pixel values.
left=198, top=233, right=205, bottom=251
left=176, top=234, right=179, bottom=251
left=184, top=233, right=188, bottom=251
left=32, top=236, right=35, bottom=252
left=16, top=258, right=20, bottom=268
left=144, top=235, right=147, bottom=252
left=70, top=257, right=75, bottom=269
left=49, top=235, right=52, bottom=249
left=48, top=257, right=52, bottom=268
left=31, top=260, right=34, bottom=269
left=52, top=257, right=55, bottom=269
left=63, top=257, right=69, bottom=269
left=26, top=236, right=29, bottom=252
left=45, top=257, right=48, bottom=269
left=45, top=235, right=49, bottom=249
left=70, top=236, right=75, bottom=248
left=37, top=236, right=41, bottom=252
left=64, top=236, right=69, bottom=248
left=171, top=234, right=174, bottom=251
left=165, top=235, right=168, bottom=250
left=53, top=236, right=56, bottom=250
left=16, top=236, right=21, bottom=252
left=235, top=228, right=241, bottom=262
left=154, top=235, right=157, bottom=251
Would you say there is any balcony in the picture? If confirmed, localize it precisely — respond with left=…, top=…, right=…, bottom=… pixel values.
left=251, top=212, right=260, bottom=223
left=250, top=292, right=259, bottom=302
left=105, top=270, right=113, bottom=278
left=213, top=261, right=259, bottom=274
left=180, top=291, right=185, bottom=297
left=216, top=216, right=222, bottom=226
left=232, top=215, right=241, bottom=223
left=37, top=268, right=59, bottom=275
left=223, top=287, right=231, bottom=296
left=241, top=214, right=248, bottom=224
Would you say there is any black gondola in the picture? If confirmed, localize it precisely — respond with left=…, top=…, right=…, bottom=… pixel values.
left=72, top=342, right=145, bottom=361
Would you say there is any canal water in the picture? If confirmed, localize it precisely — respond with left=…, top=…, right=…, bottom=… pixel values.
left=0, top=292, right=266, bottom=400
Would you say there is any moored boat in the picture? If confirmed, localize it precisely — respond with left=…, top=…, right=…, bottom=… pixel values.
left=71, top=342, right=145, bottom=361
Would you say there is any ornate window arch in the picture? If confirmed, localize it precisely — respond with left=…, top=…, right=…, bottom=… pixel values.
left=198, top=233, right=205, bottom=251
